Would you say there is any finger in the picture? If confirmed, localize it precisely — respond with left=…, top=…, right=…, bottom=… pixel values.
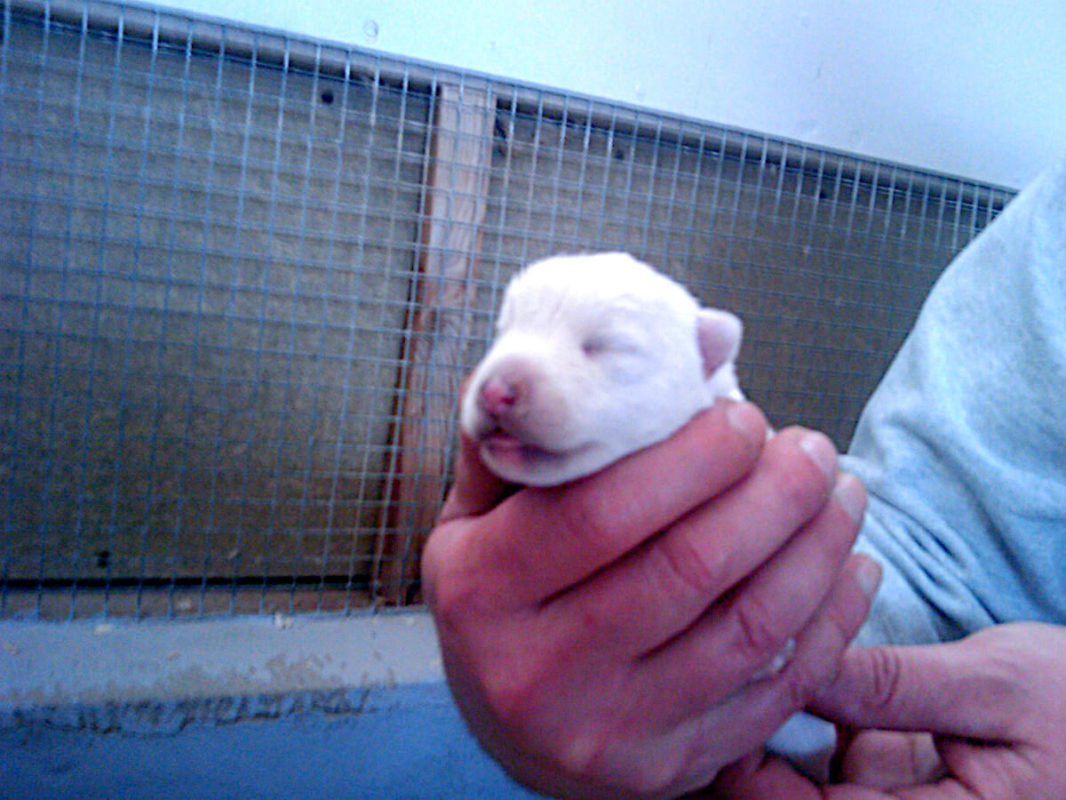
left=812, top=632, right=1028, bottom=743
left=622, top=553, right=881, bottom=777
left=438, top=374, right=517, bottom=522
left=711, top=553, right=881, bottom=734
left=700, top=475, right=870, bottom=673
left=661, top=556, right=882, bottom=799
left=713, top=753, right=902, bottom=799
left=712, top=752, right=824, bottom=799
left=548, top=428, right=850, bottom=660
left=838, top=730, right=945, bottom=789
left=438, top=429, right=515, bottom=523
left=461, top=400, right=768, bottom=605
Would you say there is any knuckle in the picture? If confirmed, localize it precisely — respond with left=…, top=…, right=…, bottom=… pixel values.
left=625, top=759, right=681, bottom=799
left=477, top=641, right=581, bottom=746
left=780, top=655, right=823, bottom=709
left=553, top=484, right=626, bottom=562
left=964, top=640, right=1031, bottom=714
left=860, top=646, right=909, bottom=715
left=767, top=429, right=834, bottom=507
left=427, top=583, right=476, bottom=641
left=731, top=590, right=789, bottom=666
left=423, top=549, right=487, bottom=631
left=823, top=575, right=871, bottom=648
left=769, top=456, right=824, bottom=514
left=465, top=642, right=570, bottom=751
left=571, top=497, right=620, bottom=553
left=481, top=665, right=543, bottom=732
left=554, top=725, right=614, bottom=787
left=423, top=521, right=517, bottom=624
left=556, top=726, right=679, bottom=799
left=418, top=533, right=448, bottom=605
left=653, top=525, right=723, bottom=603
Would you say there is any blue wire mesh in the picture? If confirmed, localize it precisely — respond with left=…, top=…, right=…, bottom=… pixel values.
left=0, top=0, right=1015, bottom=619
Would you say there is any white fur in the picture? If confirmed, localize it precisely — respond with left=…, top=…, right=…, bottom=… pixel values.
left=461, top=252, right=746, bottom=486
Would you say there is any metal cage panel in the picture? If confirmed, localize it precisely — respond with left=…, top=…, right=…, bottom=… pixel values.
left=0, top=0, right=1015, bottom=618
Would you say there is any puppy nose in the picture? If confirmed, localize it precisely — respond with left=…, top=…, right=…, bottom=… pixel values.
left=478, top=375, right=521, bottom=417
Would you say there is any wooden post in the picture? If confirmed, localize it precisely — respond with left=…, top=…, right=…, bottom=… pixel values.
left=373, top=84, right=495, bottom=603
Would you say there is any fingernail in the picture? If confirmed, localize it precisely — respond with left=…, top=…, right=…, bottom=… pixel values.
left=799, top=431, right=837, bottom=485
left=853, top=555, right=883, bottom=600
left=725, top=401, right=766, bottom=448
left=833, top=472, right=867, bottom=523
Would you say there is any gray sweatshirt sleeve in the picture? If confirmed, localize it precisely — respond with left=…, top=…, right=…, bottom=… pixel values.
left=842, top=151, right=1066, bottom=647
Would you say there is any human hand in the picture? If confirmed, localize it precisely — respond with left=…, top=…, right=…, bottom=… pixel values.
left=422, top=400, right=877, bottom=799
left=711, top=622, right=1066, bottom=799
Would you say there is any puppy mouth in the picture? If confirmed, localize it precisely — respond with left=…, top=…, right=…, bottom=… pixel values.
left=466, top=407, right=601, bottom=484
left=479, top=429, right=569, bottom=464
left=476, top=425, right=599, bottom=476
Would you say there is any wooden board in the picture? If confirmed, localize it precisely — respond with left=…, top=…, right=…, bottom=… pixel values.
left=373, top=84, right=495, bottom=603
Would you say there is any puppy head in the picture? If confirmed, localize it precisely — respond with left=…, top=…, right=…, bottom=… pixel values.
left=461, top=253, right=742, bottom=486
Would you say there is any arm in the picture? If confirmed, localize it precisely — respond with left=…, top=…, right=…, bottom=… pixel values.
left=423, top=401, right=878, bottom=799
left=843, top=151, right=1066, bottom=649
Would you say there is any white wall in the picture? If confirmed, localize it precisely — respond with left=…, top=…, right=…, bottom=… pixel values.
left=159, top=0, right=1066, bottom=190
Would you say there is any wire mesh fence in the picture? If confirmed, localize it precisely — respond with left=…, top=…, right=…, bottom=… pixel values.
left=0, top=0, right=1016, bottom=619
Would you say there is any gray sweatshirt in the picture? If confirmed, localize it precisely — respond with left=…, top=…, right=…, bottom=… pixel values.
left=844, top=149, right=1066, bottom=646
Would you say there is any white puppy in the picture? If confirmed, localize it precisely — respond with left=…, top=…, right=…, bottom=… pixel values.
left=461, top=252, right=746, bottom=486
left=461, top=252, right=835, bottom=779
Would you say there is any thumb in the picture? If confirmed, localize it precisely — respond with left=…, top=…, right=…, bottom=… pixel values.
left=811, top=634, right=1020, bottom=743
left=437, top=376, right=515, bottom=523
left=438, top=430, right=515, bottom=523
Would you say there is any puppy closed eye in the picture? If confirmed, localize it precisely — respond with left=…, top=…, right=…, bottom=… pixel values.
left=581, top=336, right=609, bottom=356
left=580, top=333, right=639, bottom=357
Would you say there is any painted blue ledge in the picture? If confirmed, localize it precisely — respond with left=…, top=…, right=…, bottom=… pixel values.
left=0, top=611, right=542, bottom=799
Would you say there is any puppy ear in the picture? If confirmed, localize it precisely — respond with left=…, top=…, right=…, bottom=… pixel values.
left=696, top=309, right=743, bottom=378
